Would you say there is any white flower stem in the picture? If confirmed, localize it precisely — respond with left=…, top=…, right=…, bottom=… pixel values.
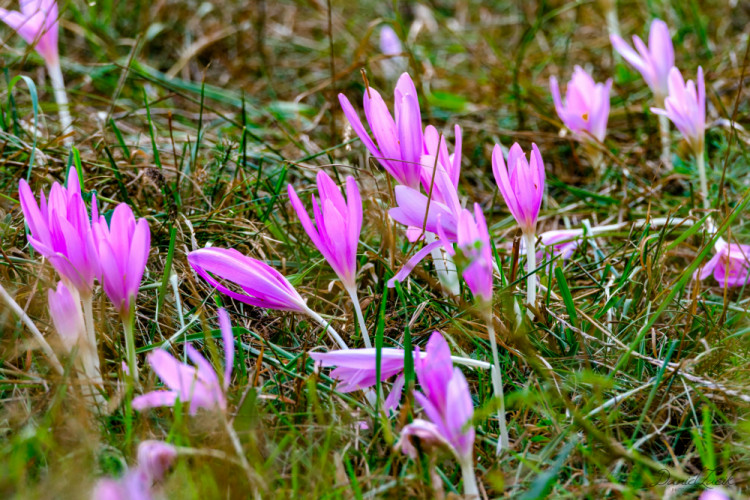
left=602, top=0, right=620, bottom=39
left=450, top=356, right=491, bottom=370
left=79, top=294, right=104, bottom=406
left=345, top=286, right=371, bottom=348
left=81, top=294, right=100, bottom=374
left=523, top=232, right=537, bottom=308
left=121, top=309, right=139, bottom=385
left=484, top=308, right=509, bottom=454
left=426, top=233, right=460, bottom=295
left=45, top=59, right=73, bottom=147
left=658, top=113, right=671, bottom=169
left=697, top=152, right=709, bottom=211
left=304, top=307, right=349, bottom=350
left=458, top=455, right=480, bottom=498
left=0, top=281, right=63, bottom=375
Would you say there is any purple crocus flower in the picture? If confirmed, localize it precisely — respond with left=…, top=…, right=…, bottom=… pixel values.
left=379, top=25, right=402, bottom=57
left=651, top=66, right=706, bottom=156
left=695, top=239, right=750, bottom=288
left=419, top=124, right=462, bottom=205
left=18, top=169, right=100, bottom=296
left=492, top=143, right=545, bottom=236
left=610, top=19, right=674, bottom=99
left=550, top=67, right=612, bottom=143
left=537, top=229, right=584, bottom=261
left=91, top=440, right=177, bottom=500
left=288, top=171, right=362, bottom=290
left=132, top=308, right=234, bottom=415
left=0, top=0, right=58, bottom=66
left=91, top=201, right=150, bottom=319
left=441, top=204, right=493, bottom=303
left=137, top=440, right=178, bottom=483
left=47, top=280, right=85, bottom=353
left=188, top=247, right=308, bottom=313
left=339, top=73, right=424, bottom=188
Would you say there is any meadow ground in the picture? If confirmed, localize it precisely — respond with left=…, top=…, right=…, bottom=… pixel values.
left=0, top=0, right=749, bottom=498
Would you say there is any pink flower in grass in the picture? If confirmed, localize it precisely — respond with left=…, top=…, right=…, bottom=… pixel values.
left=137, top=441, right=178, bottom=483
left=19, top=169, right=100, bottom=296
left=339, top=73, right=424, bottom=188
left=47, top=280, right=85, bottom=353
left=699, top=490, right=730, bottom=500
left=611, top=19, right=674, bottom=99
left=0, top=0, right=59, bottom=66
left=91, top=440, right=177, bottom=500
left=396, top=332, right=474, bottom=462
left=188, top=247, right=308, bottom=313
left=695, top=239, right=750, bottom=288
left=651, top=67, right=706, bottom=156
left=537, top=229, right=584, bottom=261
left=492, top=143, right=546, bottom=236
left=288, top=171, right=362, bottom=290
left=133, top=309, right=234, bottom=415
left=550, top=67, right=612, bottom=143
left=419, top=124, right=462, bottom=205
left=92, top=201, right=150, bottom=319
left=310, top=347, right=427, bottom=411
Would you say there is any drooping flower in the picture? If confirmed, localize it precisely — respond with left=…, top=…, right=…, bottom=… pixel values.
left=550, top=67, right=612, bottom=143
left=0, top=0, right=59, bottom=66
left=47, top=280, right=85, bottom=353
left=695, top=239, right=750, bottom=288
left=492, top=143, right=545, bottom=236
left=288, top=171, right=362, bottom=290
left=396, top=332, right=475, bottom=471
left=610, top=19, right=674, bottom=99
left=91, top=201, right=150, bottom=319
left=19, top=169, right=100, bottom=296
left=651, top=66, right=706, bottom=156
left=132, top=308, right=234, bottom=415
left=339, top=73, right=424, bottom=188
left=188, top=247, right=308, bottom=313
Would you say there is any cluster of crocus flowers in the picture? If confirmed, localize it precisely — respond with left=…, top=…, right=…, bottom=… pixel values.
left=133, top=309, right=234, bottom=414
left=0, top=0, right=72, bottom=145
left=188, top=247, right=348, bottom=349
left=695, top=238, right=750, bottom=288
left=611, top=19, right=674, bottom=166
left=288, top=171, right=370, bottom=347
left=395, top=332, right=479, bottom=497
left=91, top=440, right=177, bottom=500
left=492, top=143, right=546, bottom=308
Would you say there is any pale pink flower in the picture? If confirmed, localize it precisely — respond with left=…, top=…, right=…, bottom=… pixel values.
left=611, top=19, right=674, bottom=98
left=695, top=239, right=750, bottom=288
left=492, top=143, right=546, bottom=236
left=550, top=67, right=612, bottom=143
left=0, top=0, right=59, bottom=66
left=651, top=67, right=706, bottom=156
left=47, top=280, right=85, bottom=353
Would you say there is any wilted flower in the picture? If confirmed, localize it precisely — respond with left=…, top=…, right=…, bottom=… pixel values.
left=92, top=200, right=150, bottom=319
left=550, top=67, right=612, bottom=143
left=0, top=0, right=59, bottom=66
left=610, top=19, right=674, bottom=99
left=19, top=169, right=99, bottom=296
left=133, top=309, right=234, bottom=414
left=695, top=239, right=750, bottom=288
left=339, top=73, right=424, bottom=188
left=651, top=66, right=706, bottom=156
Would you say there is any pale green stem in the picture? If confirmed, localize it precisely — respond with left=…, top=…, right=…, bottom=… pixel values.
left=697, top=152, right=709, bottom=211
left=121, top=307, right=138, bottom=385
left=304, top=307, right=348, bottom=350
left=0, top=281, right=63, bottom=375
left=222, top=412, right=257, bottom=487
left=458, top=455, right=480, bottom=498
left=345, top=286, right=371, bottom=348
left=45, top=59, right=73, bottom=147
left=658, top=113, right=671, bottom=169
left=81, top=294, right=101, bottom=378
left=484, top=308, right=509, bottom=454
left=524, top=232, right=537, bottom=308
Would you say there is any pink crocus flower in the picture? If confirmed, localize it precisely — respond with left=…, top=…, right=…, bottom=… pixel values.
left=536, top=229, right=584, bottom=261
left=18, top=169, right=99, bottom=296
left=47, top=280, right=85, bottom=353
left=651, top=66, right=706, bottom=156
left=550, top=67, right=612, bottom=143
left=136, top=440, right=178, bottom=483
left=287, top=171, right=362, bottom=290
left=419, top=124, right=462, bottom=205
left=310, top=347, right=426, bottom=411
left=188, top=247, right=308, bottom=313
left=395, top=331, right=478, bottom=496
left=91, top=440, right=177, bottom=500
left=92, top=201, right=150, bottom=319
left=610, top=19, right=674, bottom=99
left=0, top=0, right=58, bottom=66
left=699, top=490, right=730, bottom=500
left=379, top=25, right=402, bottom=57
left=695, top=239, right=750, bottom=288
left=133, top=308, right=234, bottom=415
left=339, top=72, right=424, bottom=188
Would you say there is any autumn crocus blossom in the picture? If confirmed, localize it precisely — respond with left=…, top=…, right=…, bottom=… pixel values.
left=610, top=19, right=674, bottom=99
left=395, top=332, right=478, bottom=497
left=550, top=66, right=612, bottom=144
left=91, top=440, right=177, bottom=500
left=695, top=239, right=750, bottom=288
left=189, top=247, right=348, bottom=349
left=133, top=309, right=234, bottom=414
left=651, top=67, right=706, bottom=156
left=451, top=204, right=493, bottom=303
left=0, top=0, right=58, bottom=66
left=537, top=229, right=584, bottom=261
left=19, top=169, right=99, bottom=296
left=47, top=280, right=85, bottom=354
left=339, top=72, right=424, bottom=188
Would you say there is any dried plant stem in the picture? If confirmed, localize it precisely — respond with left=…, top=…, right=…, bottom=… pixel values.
left=346, top=286, right=371, bottom=348
left=46, top=60, right=73, bottom=147
left=697, top=152, right=710, bottom=210
left=458, top=455, right=479, bottom=498
left=523, top=232, right=537, bottom=308
left=484, top=308, right=509, bottom=454
left=658, top=113, right=671, bottom=169
left=304, top=307, right=348, bottom=350
left=0, top=282, right=63, bottom=375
